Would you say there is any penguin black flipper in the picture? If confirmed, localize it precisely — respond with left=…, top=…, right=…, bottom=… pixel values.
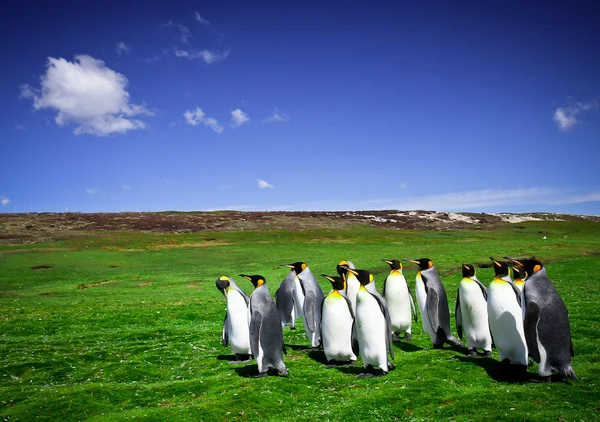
left=524, top=301, right=541, bottom=363
left=455, top=289, right=463, bottom=339
left=408, top=284, right=418, bottom=322
left=473, top=279, right=488, bottom=301
left=426, top=288, right=441, bottom=335
left=372, top=292, right=395, bottom=360
left=351, top=320, right=359, bottom=357
left=249, top=310, right=263, bottom=358
left=507, top=279, right=522, bottom=308
left=222, top=313, right=229, bottom=347
left=304, top=291, right=317, bottom=333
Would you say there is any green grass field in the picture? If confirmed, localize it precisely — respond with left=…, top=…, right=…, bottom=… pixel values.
left=1, top=219, right=599, bottom=421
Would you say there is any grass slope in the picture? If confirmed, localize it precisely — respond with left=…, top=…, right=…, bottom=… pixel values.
left=1, top=220, right=599, bottom=421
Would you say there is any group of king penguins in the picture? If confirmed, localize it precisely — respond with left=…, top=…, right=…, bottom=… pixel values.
left=215, top=256, right=577, bottom=382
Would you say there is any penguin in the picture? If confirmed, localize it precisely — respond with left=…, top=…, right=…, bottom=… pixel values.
left=510, top=263, right=527, bottom=319
left=275, top=269, right=297, bottom=329
left=336, top=260, right=359, bottom=313
left=487, top=257, right=528, bottom=373
left=344, top=267, right=395, bottom=377
left=320, top=274, right=358, bottom=365
left=215, top=276, right=252, bottom=363
left=505, top=257, right=577, bottom=382
left=239, top=274, right=288, bottom=377
left=280, top=262, right=324, bottom=348
left=455, top=264, right=492, bottom=357
left=406, top=258, right=463, bottom=349
left=382, top=259, right=418, bottom=341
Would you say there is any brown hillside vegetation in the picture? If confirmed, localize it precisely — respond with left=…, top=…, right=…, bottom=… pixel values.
left=0, top=210, right=597, bottom=245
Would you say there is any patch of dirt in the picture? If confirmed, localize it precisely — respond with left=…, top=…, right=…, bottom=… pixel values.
left=31, top=265, right=53, bottom=270
left=0, top=210, right=597, bottom=245
left=77, top=280, right=119, bottom=290
left=38, top=292, right=58, bottom=296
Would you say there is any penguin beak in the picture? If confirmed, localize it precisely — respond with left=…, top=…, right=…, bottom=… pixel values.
left=489, top=257, right=501, bottom=267
left=320, top=274, right=334, bottom=282
left=279, top=263, right=294, bottom=269
left=238, top=274, right=251, bottom=281
left=405, top=259, right=420, bottom=265
left=504, top=256, right=523, bottom=266
left=382, top=259, right=392, bottom=265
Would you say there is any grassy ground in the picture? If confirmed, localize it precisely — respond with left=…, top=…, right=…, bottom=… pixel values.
left=1, top=220, right=599, bottom=421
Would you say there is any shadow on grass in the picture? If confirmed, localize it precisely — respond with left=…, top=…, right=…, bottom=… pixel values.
left=216, top=354, right=235, bottom=361
left=456, top=356, right=548, bottom=384
left=334, top=364, right=364, bottom=376
left=284, top=343, right=313, bottom=351
left=233, top=364, right=259, bottom=378
left=393, top=341, right=425, bottom=352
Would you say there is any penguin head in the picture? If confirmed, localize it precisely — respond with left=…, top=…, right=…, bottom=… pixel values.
left=462, top=264, right=476, bottom=278
left=344, top=268, right=373, bottom=286
left=215, top=275, right=231, bottom=297
left=504, top=256, right=544, bottom=277
left=279, top=262, right=307, bottom=275
left=510, top=264, right=527, bottom=281
left=383, top=259, right=402, bottom=271
left=321, top=274, right=345, bottom=291
left=406, top=258, right=433, bottom=271
left=490, top=257, right=509, bottom=277
left=239, top=274, right=266, bottom=289
left=336, top=260, right=355, bottom=277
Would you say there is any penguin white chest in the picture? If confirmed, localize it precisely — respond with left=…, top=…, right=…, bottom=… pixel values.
left=415, top=275, right=435, bottom=340
left=321, top=293, right=356, bottom=361
left=355, top=289, right=387, bottom=369
left=227, top=289, right=251, bottom=354
left=385, top=273, right=412, bottom=332
left=458, top=280, right=491, bottom=350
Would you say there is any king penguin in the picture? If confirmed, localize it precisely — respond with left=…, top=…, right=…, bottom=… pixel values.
left=275, top=269, right=297, bottom=329
left=407, top=258, right=463, bottom=349
left=215, top=276, right=252, bottom=363
left=487, top=258, right=528, bottom=373
left=336, top=260, right=359, bottom=314
left=239, top=274, right=288, bottom=377
left=320, top=274, right=358, bottom=365
left=510, top=263, right=527, bottom=319
left=280, top=262, right=324, bottom=348
left=345, top=267, right=395, bottom=377
left=505, top=257, right=577, bottom=382
left=382, top=259, right=417, bottom=341
left=455, top=264, right=492, bottom=357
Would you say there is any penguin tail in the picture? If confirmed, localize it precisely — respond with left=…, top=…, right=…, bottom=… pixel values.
left=559, top=366, right=578, bottom=382
left=445, top=335, right=464, bottom=348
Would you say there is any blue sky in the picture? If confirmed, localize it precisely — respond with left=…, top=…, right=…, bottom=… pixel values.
left=2, top=1, right=599, bottom=214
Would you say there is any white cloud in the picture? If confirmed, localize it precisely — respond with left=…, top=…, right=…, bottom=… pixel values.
left=1, top=196, right=10, bottom=207
left=15, top=124, right=25, bottom=131
left=231, top=109, right=250, bottom=127
left=258, top=179, right=275, bottom=189
left=122, top=184, right=131, bottom=191
left=116, top=41, right=130, bottom=56
left=20, top=55, right=152, bottom=136
left=183, top=107, right=223, bottom=133
left=263, top=108, right=290, bottom=123
left=400, top=183, right=406, bottom=189
left=554, top=98, right=599, bottom=131
left=85, top=188, right=98, bottom=195
left=194, top=11, right=211, bottom=26
left=164, top=21, right=192, bottom=44
left=174, top=48, right=229, bottom=64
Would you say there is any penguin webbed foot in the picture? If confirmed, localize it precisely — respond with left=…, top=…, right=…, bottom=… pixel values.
left=391, top=332, right=401, bottom=342
left=466, top=349, right=478, bottom=358
left=251, top=372, right=269, bottom=378
left=483, top=350, right=492, bottom=358
left=403, top=333, right=412, bottom=342
left=228, top=354, right=253, bottom=364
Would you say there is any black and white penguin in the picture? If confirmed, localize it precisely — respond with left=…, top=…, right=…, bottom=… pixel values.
left=455, top=264, right=492, bottom=357
left=382, top=259, right=417, bottom=341
left=239, top=274, right=288, bottom=377
left=336, top=260, right=359, bottom=313
left=345, top=267, right=395, bottom=377
left=215, top=275, right=252, bottom=363
left=407, top=258, right=463, bottom=349
left=280, top=262, right=324, bottom=348
left=275, top=270, right=297, bottom=329
left=505, top=257, right=578, bottom=382
left=487, top=258, right=528, bottom=371
left=320, top=274, right=358, bottom=365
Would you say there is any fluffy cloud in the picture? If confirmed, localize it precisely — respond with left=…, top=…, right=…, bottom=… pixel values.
left=174, top=48, right=230, bottom=64
left=183, top=107, right=223, bottom=133
left=258, top=179, right=275, bottom=189
left=554, top=98, right=599, bottom=131
left=20, top=55, right=152, bottom=136
left=263, top=108, right=290, bottom=123
left=85, top=188, right=98, bottom=195
left=116, top=42, right=130, bottom=56
left=0, top=196, right=10, bottom=207
left=194, top=11, right=211, bottom=26
left=231, top=109, right=250, bottom=127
